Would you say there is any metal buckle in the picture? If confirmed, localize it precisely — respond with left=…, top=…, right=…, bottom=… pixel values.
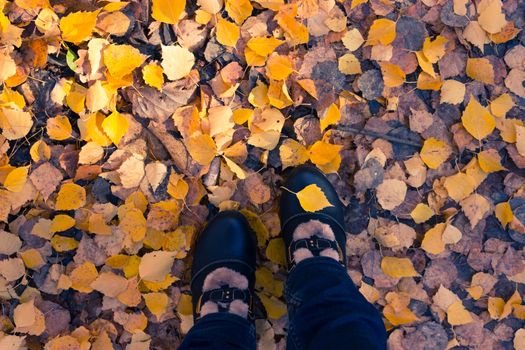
left=196, top=287, right=251, bottom=318
left=288, top=235, right=344, bottom=269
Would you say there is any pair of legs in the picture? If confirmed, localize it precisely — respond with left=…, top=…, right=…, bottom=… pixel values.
left=180, top=166, right=387, bottom=349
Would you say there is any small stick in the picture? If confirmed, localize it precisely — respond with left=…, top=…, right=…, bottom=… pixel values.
left=335, top=126, right=422, bottom=148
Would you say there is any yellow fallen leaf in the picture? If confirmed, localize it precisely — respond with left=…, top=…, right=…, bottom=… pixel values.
left=297, top=79, right=318, bottom=99
left=101, top=110, right=129, bottom=146
left=266, top=54, right=293, bottom=80
left=280, top=139, right=309, bottom=169
left=440, top=79, right=465, bottom=105
left=225, top=0, right=253, bottom=25
left=207, top=105, right=233, bottom=138
left=32, top=218, right=52, bottom=240
left=416, top=51, right=436, bottom=78
left=103, top=44, right=147, bottom=80
left=144, top=292, right=169, bottom=318
left=65, top=83, right=86, bottom=114
left=320, top=103, right=340, bottom=132
left=359, top=282, right=380, bottom=303
left=500, top=290, right=522, bottom=320
left=464, top=21, right=489, bottom=52
left=161, top=44, right=195, bottom=81
left=477, top=149, right=505, bottom=173
left=309, top=141, right=341, bottom=166
left=151, top=0, right=185, bottom=24
left=85, top=80, right=109, bottom=112
left=0, top=84, right=19, bottom=105
left=275, top=7, right=308, bottom=46
left=447, top=300, right=473, bottom=325
left=460, top=193, right=491, bottom=229
left=466, top=285, right=484, bottom=301
left=342, top=28, right=364, bottom=51
left=383, top=292, right=418, bottom=326
left=516, top=125, right=525, bottom=157
left=195, top=9, right=212, bottom=24
left=381, top=257, right=419, bottom=278
left=88, top=213, right=112, bottom=235
left=351, top=0, right=368, bottom=8
left=14, top=300, right=45, bottom=335
left=142, top=62, right=164, bottom=91
left=90, top=271, right=128, bottom=297
left=248, top=81, right=269, bottom=107
left=295, top=184, right=333, bottom=212
left=267, top=79, right=293, bottom=109
left=338, top=53, right=362, bottom=75
left=443, top=172, right=476, bottom=202
left=186, top=134, right=217, bottom=165
left=417, top=72, right=442, bottom=90
left=495, top=202, right=513, bottom=228
left=44, top=336, right=81, bottom=350
left=4, top=166, right=28, bottom=192
left=246, top=37, right=284, bottom=57
left=422, top=223, right=446, bottom=254
left=50, top=214, right=75, bottom=233
left=30, top=139, right=50, bottom=162
left=422, top=36, right=448, bottom=63
left=0, top=108, right=33, bottom=140
left=487, top=296, right=504, bottom=320
left=60, top=10, right=99, bottom=44
left=259, top=293, right=287, bottom=319
left=177, top=294, right=193, bottom=316
left=461, top=96, right=495, bottom=140
left=490, top=93, right=514, bottom=118
left=120, top=207, right=147, bottom=242
left=376, top=179, right=407, bottom=211
left=55, top=183, right=87, bottom=210
left=265, top=238, right=286, bottom=265
left=232, top=108, right=253, bottom=125
left=139, top=251, right=176, bottom=282
left=466, top=58, right=494, bottom=84
left=47, top=115, right=72, bottom=140
left=216, top=18, right=240, bottom=48
left=410, top=203, right=434, bottom=223
left=478, top=0, right=507, bottom=34
left=51, top=235, right=79, bottom=252
left=442, top=224, right=462, bottom=244
left=380, top=62, right=406, bottom=87
left=70, top=261, right=98, bottom=293
left=223, top=156, right=246, bottom=180
left=167, top=173, right=189, bottom=200
left=20, top=249, right=45, bottom=269
left=366, top=18, right=396, bottom=46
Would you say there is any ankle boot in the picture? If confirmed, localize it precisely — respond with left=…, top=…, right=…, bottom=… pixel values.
left=280, top=165, right=347, bottom=269
left=190, top=211, right=257, bottom=320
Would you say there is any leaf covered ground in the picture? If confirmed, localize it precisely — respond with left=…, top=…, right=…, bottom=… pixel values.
left=0, top=0, right=525, bottom=349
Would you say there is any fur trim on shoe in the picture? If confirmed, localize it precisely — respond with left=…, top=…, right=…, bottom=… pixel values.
left=200, top=267, right=250, bottom=319
left=202, top=267, right=249, bottom=291
left=292, top=219, right=339, bottom=264
left=292, top=220, right=336, bottom=240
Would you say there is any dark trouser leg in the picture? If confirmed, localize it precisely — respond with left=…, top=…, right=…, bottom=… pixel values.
left=179, top=313, right=256, bottom=350
left=285, top=257, right=387, bottom=350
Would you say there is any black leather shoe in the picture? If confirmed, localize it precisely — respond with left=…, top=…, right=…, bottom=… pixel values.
left=190, top=211, right=257, bottom=321
left=280, top=165, right=346, bottom=269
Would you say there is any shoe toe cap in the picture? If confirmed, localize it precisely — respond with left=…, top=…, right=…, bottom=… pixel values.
left=192, top=211, right=256, bottom=276
left=280, top=165, right=344, bottom=224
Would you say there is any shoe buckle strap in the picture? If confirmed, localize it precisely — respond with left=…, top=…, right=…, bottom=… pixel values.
left=196, top=286, right=253, bottom=319
left=288, top=236, right=344, bottom=268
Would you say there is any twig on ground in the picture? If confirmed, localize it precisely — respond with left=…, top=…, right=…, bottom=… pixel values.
left=335, top=126, right=423, bottom=148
